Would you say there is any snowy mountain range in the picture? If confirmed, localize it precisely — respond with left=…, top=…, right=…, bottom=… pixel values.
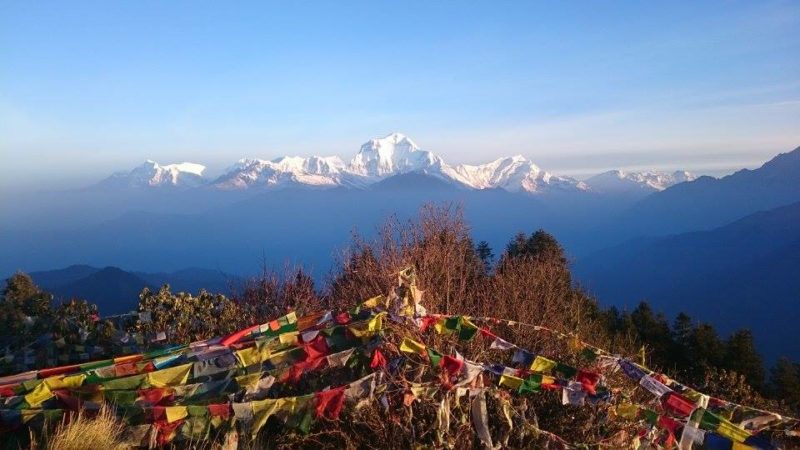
left=585, top=169, right=696, bottom=194
left=98, top=133, right=693, bottom=194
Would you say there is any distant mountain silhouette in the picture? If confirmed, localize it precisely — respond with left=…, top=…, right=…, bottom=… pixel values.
left=24, top=265, right=243, bottom=315
left=575, top=201, right=800, bottom=362
left=616, top=146, right=800, bottom=236
left=46, top=267, right=153, bottom=314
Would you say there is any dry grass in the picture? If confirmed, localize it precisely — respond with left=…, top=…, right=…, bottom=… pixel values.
left=39, top=406, right=125, bottom=450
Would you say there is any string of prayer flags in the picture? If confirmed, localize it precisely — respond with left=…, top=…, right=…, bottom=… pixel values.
left=1, top=273, right=794, bottom=448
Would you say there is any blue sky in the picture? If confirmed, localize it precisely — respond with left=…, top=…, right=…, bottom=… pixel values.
left=1, top=1, right=798, bottom=188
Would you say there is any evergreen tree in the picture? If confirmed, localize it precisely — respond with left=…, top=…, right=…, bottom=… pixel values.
left=630, top=302, right=673, bottom=368
left=475, top=240, right=494, bottom=273
left=0, top=273, right=54, bottom=348
left=671, top=312, right=694, bottom=372
left=770, top=358, right=800, bottom=412
left=687, top=323, right=725, bottom=376
left=724, top=329, right=765, bottom=390
left=505, top=229, right=566, bottom=266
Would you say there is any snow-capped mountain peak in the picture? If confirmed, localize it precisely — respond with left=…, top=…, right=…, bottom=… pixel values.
left=100, top=160, right=207, bottom=188
left=347, top=132, right=448, bottom=179
left=584, top=169, right=696, bottom=194
left=213, top=155, right=346, bottom=190
left=451, top=155, right=585, bottom=193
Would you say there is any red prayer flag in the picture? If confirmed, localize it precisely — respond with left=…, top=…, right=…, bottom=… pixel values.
left=220, top=324, right=259, bottom=347
left=0, top=384, right=17, bottom=397
left=662, top=392, right=694, bottom=417
left=38, top=364, right=81, bottom=379
left=370, top=349, right=387, bottom=369
left=154, top=420, right=183, bottom=446
left=576, top=370, right=601, bottom=395
left=208, top=403, right=231, bottom=419
left=138, top=388, right=173, bottom=406
left=441, top=355, right=464, bottom=376
left=53, top=390, right=83, bottom=412
left=115, top=362, right=140, bottom=377
left=303, top=336, right=329, bottom=360
left=315, top=387, right=346, bottom=419
left=419, top=316, right=439, bottom=332
left=335, top=312, right=350, bottom=325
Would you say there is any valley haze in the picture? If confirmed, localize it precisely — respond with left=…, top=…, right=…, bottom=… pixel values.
left=3, top=133, right=799, bottom=362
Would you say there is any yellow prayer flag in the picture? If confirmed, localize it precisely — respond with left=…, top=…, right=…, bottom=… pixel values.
left=267, top=347, right=297, bottom=366
left=498, top=374, right=523, bottom=390
left=348, top=313, right=386, bottom=338
left=717, top=420, right=751, bottom=443
left=362, top=295, right=386, bottom=309
left=732, top=442, right=756, bottom=450
left=410, top=385, right=438, bottom=399
left=165, top=406, right=188, bottom=423
left=235, top=373, right=261, bottom=390
left=285, top=311, right=297, bottom=324
left=21, top=410, right=41, bottom=423
left=24, top=382, right=53, bottom=407
left=235, top=347, right=262, bottom=368
left=530, top=356, right=557, bottom=374
left=433, top=318, right=451, bottom=335
left=146, top=363, right=191, bottom=388
left=251, top=398, right=280, bottom=438
left=279, top=331, right=299, bottom=345
left=399, top=337, right=427, bottom=355
left=614, top=403, right=639, bottom=420
left=44, top=373, right=87, bottom=390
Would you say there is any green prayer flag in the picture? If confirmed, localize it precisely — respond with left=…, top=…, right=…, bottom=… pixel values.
left=518, top=375, right=541, bottom=395
left=457, top=318, right=479, bottom=341
left=445, top=316, right=461, bottom=331
left=427, top=348, right=442, bottom=367
left=555, top=363, right=577, bottom=379
left=102, top=374, right=145, bottom=391
left=643, top=409, right=659, bottom=426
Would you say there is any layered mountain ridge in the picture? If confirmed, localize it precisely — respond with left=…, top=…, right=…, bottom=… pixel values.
left=97, top=133, right=692, bottom=194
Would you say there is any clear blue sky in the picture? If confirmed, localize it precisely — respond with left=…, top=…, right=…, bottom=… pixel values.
left=1, top=1, right=798, bottom=188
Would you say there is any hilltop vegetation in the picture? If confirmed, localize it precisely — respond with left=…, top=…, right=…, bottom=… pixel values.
left=1, top=205, right=798, bottom=448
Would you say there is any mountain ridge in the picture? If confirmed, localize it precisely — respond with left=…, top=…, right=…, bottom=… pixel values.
left=94, top=133, right=694, bottom=194
left=574, top=201, right=800, bottom=362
